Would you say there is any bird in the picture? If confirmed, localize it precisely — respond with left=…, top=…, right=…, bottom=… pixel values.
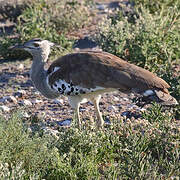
left=12, top=38, right=178, bottom=128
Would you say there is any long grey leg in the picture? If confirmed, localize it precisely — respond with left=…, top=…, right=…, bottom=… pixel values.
left=73, top=103, right=81, bottom=128
left=91, top=95, right=104, bottom=128
left=68, top=96, right=81, bottom=128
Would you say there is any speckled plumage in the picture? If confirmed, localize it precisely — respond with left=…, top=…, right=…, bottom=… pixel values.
left=47, top=71, right=105, bottom=96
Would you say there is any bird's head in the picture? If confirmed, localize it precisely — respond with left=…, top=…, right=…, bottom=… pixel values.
left=12, top=38, right=55, bottom=62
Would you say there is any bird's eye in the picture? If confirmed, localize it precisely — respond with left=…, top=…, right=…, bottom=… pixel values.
left=33, top=43, right=40, bottom=47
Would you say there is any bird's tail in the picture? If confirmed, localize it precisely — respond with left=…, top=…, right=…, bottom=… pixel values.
left=141, top=89, right=178, bottom=106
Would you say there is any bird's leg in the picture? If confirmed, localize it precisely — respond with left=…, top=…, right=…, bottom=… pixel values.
left=92, top=95, right=104, bottom=128
left=68, top=96, right=81, bottom=128
left=73, top=103, right=81, bottom=128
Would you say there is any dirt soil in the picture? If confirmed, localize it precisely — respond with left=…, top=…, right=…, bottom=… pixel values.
left=0, top=0, right=177, bottom=131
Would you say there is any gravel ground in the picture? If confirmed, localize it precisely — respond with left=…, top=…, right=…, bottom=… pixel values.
left=0, top=0, right=178, bottom=132
left=0, top=59, right=144, bottom=127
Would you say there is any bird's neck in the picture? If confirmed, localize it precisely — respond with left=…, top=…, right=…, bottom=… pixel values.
left=30, top=55, right=59, bottom=99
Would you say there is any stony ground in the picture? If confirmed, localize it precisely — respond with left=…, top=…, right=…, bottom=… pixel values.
left=0, top=0, right=177, bottom=131
left=0, top=59, right=144, bottom=129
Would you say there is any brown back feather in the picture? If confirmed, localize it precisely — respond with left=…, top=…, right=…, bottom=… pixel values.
left=47, top=51, right=170, bottom=93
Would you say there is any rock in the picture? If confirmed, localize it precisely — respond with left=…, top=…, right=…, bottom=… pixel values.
left=0, top=105, right=10, bottom=112
left=17, top=75, right=24, bottom=79
left=4, top=96, right=17, bottom=104
left=73, top=36, right=99, bottom=50
left=34, top=91, right=40, bottom=95
left=53, top=99, right=64, bottom=105
left=96, top=4, right=107, bottom=11
left=121, top=111, right=141, bottom=119
left=114, top=96, right=119, bottom=101
left=21, top=99, right=32, bottom=106
left=56, top=119, right=71, bottom=126
left=87, top=101, right=93, bottom=105
left=108, top=105, right=118, bottom=111
left=121, top=111, right=129, bottom=117
left=42, top=127, right=59, bottom=138
left=0, top=98, right=6, bottom=103
left=13, top=90, right=26, bottom=98
left=32, top=99, right=43, bottom=104
left=123, top=97, right=129, bottom=101
left=129, top=93, right=135, bottom=98
left=10, top=96, right=18, bottom=104
left=127, top=104, right=138, bottom=109
left=104, top=117, right=111, bottom=125
left=63, top=96, right=68, bottom=101
left=140, top=108, right=146, bottom=112
left=22, top=112, right=30, bottom=118
left=27, top=128, right=32, bottom=133
left=79, top=107, right=86, bottom=112
left=17, top=63, right=24, bottom=70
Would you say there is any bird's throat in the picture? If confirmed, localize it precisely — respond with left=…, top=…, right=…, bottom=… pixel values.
left=30, top=57, right=59, bottom=99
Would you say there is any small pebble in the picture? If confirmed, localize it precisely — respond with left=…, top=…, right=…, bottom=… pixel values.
left=104, top=117, right=111, bottom=125
left=108, top=105, right=118, bottom=111
left=17, top=75, right=24, bottom=79
left=4, top=96, right=17, bottom=104
left=114, top=96, right=119, bottom=101
left=22, top=99, right=32, bottom=106
left=127, top=104, right=138, bottom=109
left=27, top=128, right=32, bottom=133
left=96, top=4, right=107, bottom=10
left=32, top=99, right=43, bottom=104
left=53, top=99, right=64, bottom=105
left=87, top=101, right=93, bottom=105
left=17, top=64, right=24, bottom=70
left=79, top=107, right=86, bottom=112
left=22, top=112, right=31, bottom=118
left=123, top=97, right=129, bottom=101
left=34, top=91, right=40, bottom=95
left=13, top=90, right=26, bottom=98
left=0, top=98, right=6, bottom=103
left=42, top=127, right=59, bottom=138
left=0, top=105, right=10, bottom=112
left=140, top=108, right=146, bottom=112
left=56, top=119, right=71, bottom=126
left=121, top=111, right=129, bottom=116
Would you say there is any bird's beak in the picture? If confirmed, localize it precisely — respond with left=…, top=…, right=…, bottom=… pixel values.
left=50, top=43, right=59, bottom=49
left=48, top=42, right=55, bottom=47
left=50, top=43, right=61, bottom=51
left=10, top=44, right=25, bottom=50
left=53, top=43, right=68, bottom=52
left=54, top=44, right=61, bottom=48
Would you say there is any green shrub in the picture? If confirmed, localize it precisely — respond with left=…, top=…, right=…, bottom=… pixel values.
left=0, top=37, right=30, bottom=60
left=0, top=111, right=59, bottom=179
left=134, top=0, right=180, bottom=14
left=16, top=0, right=93, bottom=42
left=0, top=0, right=95, bottom=60
left=47, top=0, right=94, bottom=33
left=94, top=5, right=180, bottom=69
left=0, top=0, right=94, bottom=60
left=0, top=107, right=179, bottom=179
left=0, top=0, right=31, bottom=21
left=93, top=4, right=180, bottom=101
left=16, top=0, right=73, bottom=56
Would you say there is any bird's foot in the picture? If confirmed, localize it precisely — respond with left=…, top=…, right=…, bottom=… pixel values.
left=96, top=121, right=104, bottom=130
left=78, top=121, right=82, bottom=130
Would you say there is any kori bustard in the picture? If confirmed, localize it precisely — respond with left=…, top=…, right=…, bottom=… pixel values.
left=13, top=39, right=178, bottom=128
